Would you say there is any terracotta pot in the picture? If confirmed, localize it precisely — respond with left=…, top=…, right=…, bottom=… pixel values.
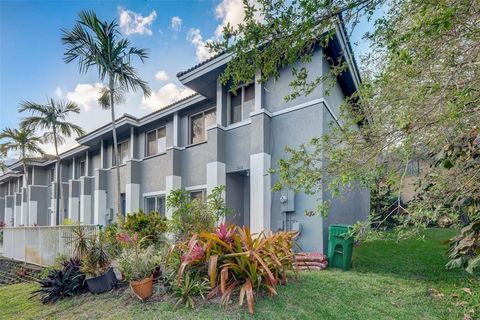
left=130, top=275, right=153, bottom=300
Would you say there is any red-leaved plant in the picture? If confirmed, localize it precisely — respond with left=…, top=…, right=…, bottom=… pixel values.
left=177, top=223, right=297, bottom=314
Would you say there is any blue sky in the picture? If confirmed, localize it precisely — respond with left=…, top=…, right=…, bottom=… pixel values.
left=0, top=0, right=375, bottom=154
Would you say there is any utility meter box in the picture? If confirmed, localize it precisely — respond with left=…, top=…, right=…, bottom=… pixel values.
left=280, top=189, right=295, bottom=212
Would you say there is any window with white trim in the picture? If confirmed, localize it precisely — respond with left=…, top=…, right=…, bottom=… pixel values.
left=190, top=108, right=216, bottom=144
left=146, top=126, right=166, bottom=156
left=79, top=160, right=86, bottom=177
left=189, top=190, right=206, bottom=202
left=144, top=195, right=165, bottom=216
left=229, top=83, right=255, bottom=124
left=114, top=140, right=129, bottom=166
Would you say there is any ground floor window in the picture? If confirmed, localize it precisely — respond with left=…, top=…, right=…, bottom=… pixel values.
left=144, top=195, right=165, bottom=216
left=189, top=189, right=206, bottom=202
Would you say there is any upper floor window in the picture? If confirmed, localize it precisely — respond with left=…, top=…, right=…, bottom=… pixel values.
left=49, top=167, right=55, bottom=183
left=230, top=83, right=255, bottom=124
left=190, top=108, right=216, bottom=144
left=114, top=140, right=129, bottom=166
left=79, top=160, right=86, bottom=177
left=146, top=127, right=166, bottom=156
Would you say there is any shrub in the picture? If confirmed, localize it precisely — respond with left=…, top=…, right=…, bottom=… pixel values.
left=167, top=185, right=230, bottom=240
left=124, top=210, right=168, bottom=248
left=32, top=258, right=86, bottom=304
left=102, top=224, right=122, bottom=257
left=116, top=232, right=160, bottom=282
left=178, top=224, right=298, bottom=313
left=81, top=234, right=111, bottom=277
left=173, top=271, right=209, bottom=309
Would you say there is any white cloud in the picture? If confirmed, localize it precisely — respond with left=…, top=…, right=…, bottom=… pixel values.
left=187, top=1, right=262, bottom=62
left=154, top=70, right=169, bottom=81
left=54, top=87, right=63, bottom=98
left=187, top=28, right=215, bottom=62
left=171, top=16, right=182, bottom=33
left=66, top=83, right=105, bottom=111
left=118, top=7, right=157, bottom=35
left=142, top=82, right=194, bottom=110
left=214, top=0, right=247, bottom=38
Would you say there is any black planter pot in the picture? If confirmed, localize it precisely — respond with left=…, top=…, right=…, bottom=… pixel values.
left=85, top=267, right=118, bottom=294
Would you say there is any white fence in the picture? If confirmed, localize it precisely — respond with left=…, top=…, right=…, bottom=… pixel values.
left=2, top=225, right=99, bottom=266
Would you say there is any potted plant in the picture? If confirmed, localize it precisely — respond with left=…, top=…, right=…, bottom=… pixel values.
left=81, top=234, right=117, bottom=294
left=117, top=232, right=159, bottom=300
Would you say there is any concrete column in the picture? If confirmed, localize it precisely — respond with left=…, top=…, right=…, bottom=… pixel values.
left=14, top=192, right=22, bottom=226
left=5, top=195, right=14, bottom=226
left=173, top=112, right=179, bottom=147
left=21, top=187, right=28, bottom=226
left=80, top=176, right=94, bottom=224
left=86, top=151, right=90, bottom=176
left=72, top=156, right=76, bottom=180
left=100, top=140, right=105, bottom=169
left=125, top=160, right=140, bottom=214
left=165, top=175, right=181, bottom=219
left=249, top=152, right=272, bottom=233
left=50, top=182, right=57, bottom=226
left=206, top=162, right=226, bottom=196
left=0, top=197, right=5, bottom=223
left=28, top=185, right=48, bottom=226
left=68, top=180, right=80, bottom=222
left=254, top=70, right=262, bottom=112
left=130, top=127, right=135, bottom=159
left=94, top=169, right=108, bottom=226
left=249, top=110, right=272, bottom=233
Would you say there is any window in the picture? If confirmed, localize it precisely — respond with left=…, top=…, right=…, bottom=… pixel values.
left=49, top=167, right=55, bottom=183
left=79, top=160, right=86, bottom=177
left=190, top=108, right=216, bottom=144
left=189, top=190, right=205, bottom=202
left=146, top=127, right=166, bottom=156
left=229, top=83, right=255, bottom=124
left=114, top=141, right=129, bottom=166
left=144, top=195, right=165, bottom=216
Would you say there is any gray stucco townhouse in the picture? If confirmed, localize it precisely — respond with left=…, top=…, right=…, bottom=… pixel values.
left=0, top=22, right=369, bottom=252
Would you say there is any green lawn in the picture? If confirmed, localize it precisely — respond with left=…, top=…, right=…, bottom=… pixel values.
left=0, top=228, right=478, bottom=320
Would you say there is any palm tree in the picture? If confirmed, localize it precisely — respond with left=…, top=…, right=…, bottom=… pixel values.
left=0, top=127, right=44, bottom=188
left=19, top=98, right=85, bottom=225
left=62, top=10, right=151, bottom=221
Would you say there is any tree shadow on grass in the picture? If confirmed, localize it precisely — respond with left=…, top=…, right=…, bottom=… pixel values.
left=351, top=228, right=476, bottom=286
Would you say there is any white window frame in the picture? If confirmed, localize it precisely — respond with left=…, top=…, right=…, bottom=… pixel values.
left=189, top=189, right=206, bottom=202
left=228, top=82, right=255, bottom=125
left=144, top=195, right=166, bottom=216
left=188, top=107, right=216, bottom=145
left=79, top=160, right=86, bottom=177
left=145, top=126, right=167, bottom=157
left=113, top=140, right=130, bottom=166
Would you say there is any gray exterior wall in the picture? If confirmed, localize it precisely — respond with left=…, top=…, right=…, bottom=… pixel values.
left=0, top=44, right=369, bottom=253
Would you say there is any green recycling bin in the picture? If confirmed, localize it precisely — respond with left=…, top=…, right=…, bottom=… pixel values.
left=327, top=224, right=354, bottom=271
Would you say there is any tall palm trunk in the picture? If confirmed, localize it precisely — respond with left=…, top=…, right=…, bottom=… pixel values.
left=22, top=150, right=28, bottom=189
left=109, top=75, right=122, bottom=225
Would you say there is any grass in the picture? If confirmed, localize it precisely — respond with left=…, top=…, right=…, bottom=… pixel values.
left=0, top=228, right=478, bottom=319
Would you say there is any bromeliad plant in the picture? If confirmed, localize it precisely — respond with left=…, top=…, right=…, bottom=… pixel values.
left=32, top=258, right=86, bottom=304
left=178, top=224, right=298, bottom=314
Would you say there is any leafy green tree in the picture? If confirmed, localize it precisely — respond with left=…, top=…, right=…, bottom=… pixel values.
left=215, top=0, right=480, bottom=272
left=0, top=127, right=43, bottom=188
left=19, top=98, right=85, bottom=224
left=61, top=10, right=151, bottom=222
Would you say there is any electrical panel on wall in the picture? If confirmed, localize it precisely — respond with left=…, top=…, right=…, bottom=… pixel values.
left=280, top=189, right=295, bottom=212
